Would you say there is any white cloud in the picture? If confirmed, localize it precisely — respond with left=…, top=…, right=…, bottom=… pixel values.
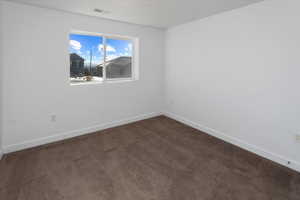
left=107, top=45, right=116, bottom=52
left=70, top=40, right=81, bottom=50
left=125, top=43, right=133, bottom=53
left=98, top=44, right=116, bottom=52
left=128, top=43, right=133, bottom=51
left=98, top=44, right=103, bottom=51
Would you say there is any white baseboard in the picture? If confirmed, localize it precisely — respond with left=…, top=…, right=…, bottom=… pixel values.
left=3, top=112, right=162, bottom=154
left=3, top=110, right=300, bottom=173
left=0, top=149, right=3, bottom=160
left=164, top=111, right=300, bottom=173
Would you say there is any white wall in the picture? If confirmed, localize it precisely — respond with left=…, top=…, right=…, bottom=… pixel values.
left=0, top=1, right=4, bottom=158
left=1, top=1, right=164, bottom=152
left=165, top=0, right=300, bottom=171
left=2, top=0, right=300, bottom=172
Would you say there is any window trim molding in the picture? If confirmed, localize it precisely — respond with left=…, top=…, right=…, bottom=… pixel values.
left=69, top=30, right=139, bottom=85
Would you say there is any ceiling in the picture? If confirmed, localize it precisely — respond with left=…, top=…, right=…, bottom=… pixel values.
left=7, top=0, right=263, bottom=28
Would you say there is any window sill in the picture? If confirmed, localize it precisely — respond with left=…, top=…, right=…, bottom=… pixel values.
left=70, top=78, right=136, bottom=86
left=105, top=78, right=135, bottom=84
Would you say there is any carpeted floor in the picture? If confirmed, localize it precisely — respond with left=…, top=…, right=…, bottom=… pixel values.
left=0, top=116, right=299, bottom=200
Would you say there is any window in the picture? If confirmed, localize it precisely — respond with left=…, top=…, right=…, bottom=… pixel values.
left=69, top=32, right=136, bottom=84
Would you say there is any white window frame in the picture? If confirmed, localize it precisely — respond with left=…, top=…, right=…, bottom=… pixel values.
left=69, top=30, right=139, bottom=85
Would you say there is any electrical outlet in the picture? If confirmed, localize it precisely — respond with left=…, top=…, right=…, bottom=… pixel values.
left=51, top=115, right=56, bottom=122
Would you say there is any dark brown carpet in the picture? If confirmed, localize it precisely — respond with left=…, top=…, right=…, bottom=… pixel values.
left=0, top=116, right=299, bottom=200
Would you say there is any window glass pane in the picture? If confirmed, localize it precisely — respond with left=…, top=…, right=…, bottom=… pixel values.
left=105, top=38, right=133, bottom=79
left=69, top=34, right=104, bottom=83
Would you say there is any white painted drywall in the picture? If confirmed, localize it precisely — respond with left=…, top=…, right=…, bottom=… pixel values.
left=1, top=1, right=164, bottom=150
left=165, top=0, right=300, bottom=169
left=0, top=1, right=4, bottom=158
left=2, top=0, right=300, bottom=173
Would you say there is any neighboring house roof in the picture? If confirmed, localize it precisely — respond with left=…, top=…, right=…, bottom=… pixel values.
left=96, top=56, right=131, bottom=67
left=70, top=53, right=85, bottom=61
left=107, top=56, right=131, bottom=66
